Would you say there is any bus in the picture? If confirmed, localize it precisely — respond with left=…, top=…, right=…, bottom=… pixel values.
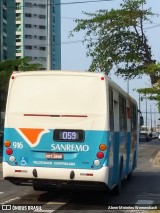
left=3, top=71, right=139, bottom=195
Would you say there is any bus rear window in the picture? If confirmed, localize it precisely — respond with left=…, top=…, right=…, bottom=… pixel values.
left=8, top=74, right=106, bottom=115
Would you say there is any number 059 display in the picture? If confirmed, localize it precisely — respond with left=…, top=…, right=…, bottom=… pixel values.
left=54, top=129, right=84, bottom=142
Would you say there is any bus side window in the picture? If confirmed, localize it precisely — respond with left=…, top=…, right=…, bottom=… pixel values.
left=119, top=95, right=127, bottom=132
left=109, top=88, right=114, bottom=131
left=114, top=100, right=119, bottom=132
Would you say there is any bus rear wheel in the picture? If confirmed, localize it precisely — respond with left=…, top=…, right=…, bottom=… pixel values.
left=127, top=151, right=136, bottom=181
left=112, top=157, right=123, bottom=196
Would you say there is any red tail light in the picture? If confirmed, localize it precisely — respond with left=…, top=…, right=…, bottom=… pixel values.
left=6, top=148, right=13, bottom=155
left=97, top=152, right=104, bottom=159
left=101, top=77, right=105, bottom=80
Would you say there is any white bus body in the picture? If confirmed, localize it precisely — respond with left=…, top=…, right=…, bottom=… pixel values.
left=3, top=71, right=138, bottom=194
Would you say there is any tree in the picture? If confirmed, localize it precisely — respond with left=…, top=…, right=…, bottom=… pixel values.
left=0, top=57, right=43, bottom=111
left=71, top=0, right=160, bottom=110
left=137, top=63, right=160, bottom=111
left=71, top=0, right=157, bottom=80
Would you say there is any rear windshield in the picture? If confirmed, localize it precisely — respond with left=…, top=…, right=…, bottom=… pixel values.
left=8, top=74, right=106, bottom=115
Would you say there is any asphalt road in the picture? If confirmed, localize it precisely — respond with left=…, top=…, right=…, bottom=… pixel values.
left=0, top=139, right=160, bottom=213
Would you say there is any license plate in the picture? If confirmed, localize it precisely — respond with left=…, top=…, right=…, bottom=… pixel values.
left=45, top=153, right=63, bottom=160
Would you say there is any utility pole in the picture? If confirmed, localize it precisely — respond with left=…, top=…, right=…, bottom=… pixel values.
left=127, top=77, right=129, bottom=94
left=154, top=107, right=156, bottom=131
left=139, top=93, right=141, bottom=111
left=145, top=96, right=147, bottom=128
left=150, top=105, right=152, bottom=132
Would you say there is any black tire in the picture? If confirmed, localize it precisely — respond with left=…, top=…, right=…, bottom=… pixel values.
left=112, top=157, right=123, bottom=196
left=126, top=171, right=132, bottom=180
left=127, top=151, right=136, bottom=180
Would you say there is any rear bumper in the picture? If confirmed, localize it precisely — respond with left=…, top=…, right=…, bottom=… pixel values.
left=5, top=178, right=108, bottom=191
left=3, top=162, right=109, bottom=189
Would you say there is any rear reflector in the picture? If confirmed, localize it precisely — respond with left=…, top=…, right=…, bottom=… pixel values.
left=80, top=173, right=93, bottom=176
left=15, top=170, right=27, bottom=173
left=9, top=156, right=16, bottom=162
left=94, top=160, right=100, bottom=166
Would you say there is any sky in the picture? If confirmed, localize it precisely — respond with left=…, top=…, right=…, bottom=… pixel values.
left=61, top=0, right=160, bottom=128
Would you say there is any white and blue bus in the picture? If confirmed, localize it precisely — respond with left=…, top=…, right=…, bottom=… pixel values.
left=3, top=71, right=139, bottom=194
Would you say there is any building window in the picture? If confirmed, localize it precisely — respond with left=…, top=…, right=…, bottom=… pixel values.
left=25, top=13, right=32, bottom=17
left=39, top=25, right=45, bottom=29
left=25, top=3, right=32, bottom=7
left=39, top=47, right=46, bottom=51
left=39, top=4, right=46, bottom=8
left=39, top=57, right=46, bottom=61
left=25, top=24, right=32, bottom=28
left=39, top=36, right=46, bottom=40
left=16, top=14, right=21, bottom=21
left=16, top=36, right=21, bottom=42
left=3, top=0, right=7, bottom=7
left=25, top=35, right=32, bottom=39
left=3, top=50, right=7, bottom=60
left=39, top=15, right=46, bottom=19
left=25, top=46, right=32, bottom=49
left=16, top=3, right=21, bottom=10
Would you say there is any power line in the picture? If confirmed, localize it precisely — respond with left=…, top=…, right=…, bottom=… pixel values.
left=0, top=0, right=115, bottom=10
left=62, top=16, right=77, bottom=20
left=144, top=24, right=160, bottom=30
left=61, top=16, right=160, bottom=29
left=1, top=20, right=160, bottom=48
left=56, top=0, right=115, bottom=5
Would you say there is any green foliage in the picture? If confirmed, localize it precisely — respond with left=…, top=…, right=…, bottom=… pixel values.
left=0, top=57, right=43, bottom=111
left=72, top=0, right=160, bottom=111
left=137, top=63, right=160, bottom=111
left=71, top=0, right=154, bottom=78
left=0, top=57, right=43, bottom=90
left=137, top=82, right=160, bottom=111
left=0, top=57, right=43, bottom=73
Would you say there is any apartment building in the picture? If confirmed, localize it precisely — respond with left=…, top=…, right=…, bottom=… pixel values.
left=0, top=0, right=16, bottom=61
left=16, top=0, right=61, bottom=70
